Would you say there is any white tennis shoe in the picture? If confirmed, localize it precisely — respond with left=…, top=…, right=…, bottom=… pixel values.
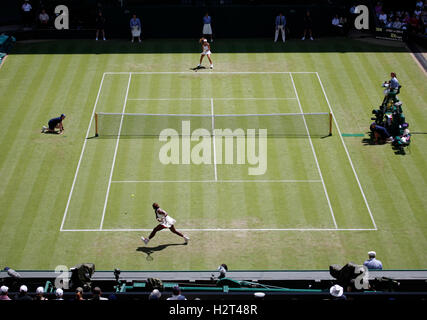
left=184, top=235, right=190, bottom=244
left=141, top=236, right=149, bottom=245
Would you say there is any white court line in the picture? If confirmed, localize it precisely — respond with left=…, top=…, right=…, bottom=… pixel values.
left=211, top=98, right=218, bottom=181
left=111, top=180, right=322, bottom=183
left=62, top=71, right=375, bottom=233
left=290, top=73, right=338, bottom=229
left=60, top=73, right=106, bottom=231
left=316, top=72, right=377, bottom=230
left=99, top=73, right=132, bottom=230
left=61, top=228, right=377, bottom=232
left=127, top=97, right=297, bottom=101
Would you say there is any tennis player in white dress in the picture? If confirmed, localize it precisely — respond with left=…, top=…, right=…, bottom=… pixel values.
left=197, top=38, right=213, bottom=69
left=141, top=203, right=189, bottom=245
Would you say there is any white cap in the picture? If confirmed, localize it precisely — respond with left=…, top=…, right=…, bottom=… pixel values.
left=0, top=285, right=8, bottom=293
left=151, top=289, right=161, bottom=298
left=36, top=287, right=44, bottom=294
left=254, top=292, right=265, bottom=299
left=20, top=285, right=28, bottom=293
left=203, top=39, right=208, bottom=42
left=368, top=251, right=376, bottom=257
left=55, top=288, right=64, bottom=297
left=329, top=284, right=344, bottom=297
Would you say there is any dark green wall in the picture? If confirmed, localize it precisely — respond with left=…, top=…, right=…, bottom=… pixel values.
left=104, top=5, right=349, bottom=39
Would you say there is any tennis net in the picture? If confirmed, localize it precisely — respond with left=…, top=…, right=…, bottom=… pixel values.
left=95, top=112, right=332, bottom=137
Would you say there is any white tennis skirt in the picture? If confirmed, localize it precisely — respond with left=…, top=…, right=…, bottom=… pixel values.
left=161, top=215, right=176, bottom=228
left=203, top=23, right=212, bottom=35
left=131, top=26, right=141, bottom=37
left=201, top=50, right=211, bottom=55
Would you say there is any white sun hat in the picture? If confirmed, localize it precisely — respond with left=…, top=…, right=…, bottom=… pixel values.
left=329, top=284, right=344, bottom=297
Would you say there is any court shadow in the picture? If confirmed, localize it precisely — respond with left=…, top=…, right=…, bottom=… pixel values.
left=362, top=138, right=375, bottom=146
left=136, top=243, right=187, bottom=261
left=190, top=65, right=206, bottom=72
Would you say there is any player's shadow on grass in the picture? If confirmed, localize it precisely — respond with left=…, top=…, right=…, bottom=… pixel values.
left=137, top=243, right=187, bottom=261
left=190, top=65, right=206, bottom=71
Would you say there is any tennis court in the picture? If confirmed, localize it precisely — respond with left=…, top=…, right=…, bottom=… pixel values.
left=60, top=71, right=376, bottom=233
left=2, top=37, right=427, bottom=271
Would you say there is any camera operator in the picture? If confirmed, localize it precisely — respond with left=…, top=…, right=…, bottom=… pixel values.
left=370, top=122, right=393, bottom=144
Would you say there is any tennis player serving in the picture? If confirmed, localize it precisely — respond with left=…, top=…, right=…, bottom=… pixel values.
left=141, top=203, right=189, bottom=245
left=197, top=37, right=213, bottom=69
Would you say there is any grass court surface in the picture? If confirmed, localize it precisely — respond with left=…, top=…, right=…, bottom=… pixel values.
left=0, top=38, right=426, bottom=271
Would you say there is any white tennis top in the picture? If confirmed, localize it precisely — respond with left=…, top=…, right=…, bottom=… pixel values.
left=155, top=208, right=176, bottom=227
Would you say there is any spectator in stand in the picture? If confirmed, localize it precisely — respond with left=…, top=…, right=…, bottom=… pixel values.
left=39, top=9, right=49, bottom=27
left=375, top=2, right=383, bottom=17
left=378, top=11, right=387, bottom=26
left=302, top=10, right=314, bottom=40
left=392, top=17, right=403, bottom=29
left=91, top=287, right=108, bottom=300
left=55, top=288, right=64, bottom=300
left=329, top=284, right=347, bottom=300
left=74, top=287, right=85, bottom=300
left=332, top=14, right=344, bottom=35
left=35, top=287, right=48, bottom=300
left=364, top=251, right=383, bottom=270
left=130, top=14, right=142, bottom=43
left=385, top=18, right=393, bottom=28
left=274, top=12, right=286, bottom=43
left=22, top=0, right=33, bottom=27
left=402, top=12, right=411, bottom=29
left=202, top=12, right=213, bottom=42
left=414, top=6, right=422, bottom=18
left=0, top=286, right=11, bottom=300
left=149, top=289, right=162, bottom=300
left=332, top=14, right=341, bottom=27
left=167, top=285, right=187, bottom=300
left=409, top=14, right=420, bottom=32
left=15, top=285, right=33, bottom=301
left=95, top=11, right=106, bottom=41
left=416, top=0, right=424, bottom=9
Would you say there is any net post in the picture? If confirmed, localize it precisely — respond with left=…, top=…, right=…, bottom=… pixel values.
left=329, top=112, right=332, bottom=136
left=95, top=113, right=99, bottom=137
